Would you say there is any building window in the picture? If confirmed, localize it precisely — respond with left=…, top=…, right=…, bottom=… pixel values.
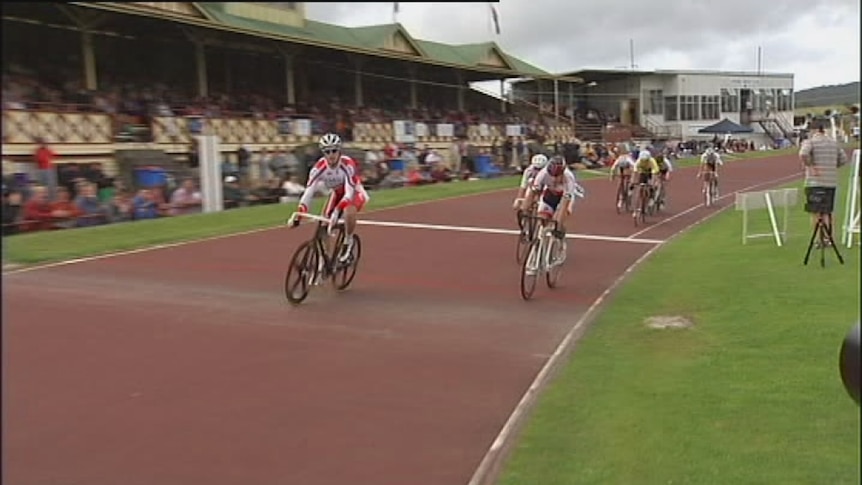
left=680, top=95, right=699, bottom=121
left=777, top=89, right=793, bottom=111
left=664, top=96, right=678, bottom=121
left=643, top=89, right=664, bottom=115
left=259, top=2, right=297, bottom=10
left=720, top=88, right=739, bottom=113
left=701, top=95, right=720, bottom=120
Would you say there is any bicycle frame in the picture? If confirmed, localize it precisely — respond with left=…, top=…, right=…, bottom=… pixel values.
left=288, top=211, right=346, bottom=275
left=525, top=219, right=562, bottom=274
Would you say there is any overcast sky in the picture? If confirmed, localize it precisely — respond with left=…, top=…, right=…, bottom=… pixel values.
left=305, top=0, right=860, bottom=93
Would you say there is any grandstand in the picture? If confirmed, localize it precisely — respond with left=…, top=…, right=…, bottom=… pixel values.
left=1, top=1, right=583, bottom=174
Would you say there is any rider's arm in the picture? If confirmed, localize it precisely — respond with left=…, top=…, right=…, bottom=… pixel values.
left=609, top=157, right=621, bottom=178
left=563, top=171, right=577, bottom=212
left=650, top=159, right=660, bottom=175
left=664, top=158, right=674, bottom=172
left=519, top=169, right=533, bottom=190
left=297, top=165, right=323, bottom=211
left=339, top=165, right=357, bottom=206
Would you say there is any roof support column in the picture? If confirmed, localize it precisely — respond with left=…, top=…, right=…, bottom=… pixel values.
left=81, top=31, right=97, bottom=91
left=500, top=79, right=506, bottom=114
left=407, top=65, right=418, bottom=110
left=456, top=72, right=465, bottom=112
left=195, top=40, right=208, bottom=98
left=353, top=59, right=364, bottom=108
left=554, top=78, right=560, bottom=119
left=568, top=82, right=574, bottom=120
left=275, top=45, right=298, bottom=106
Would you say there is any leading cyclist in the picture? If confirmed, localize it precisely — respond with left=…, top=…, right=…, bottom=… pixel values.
left=529, top=155, right=583, bottom=242
left=697, top=147, right=723, bottom=197
left=292, top=133, right=369, bottom=262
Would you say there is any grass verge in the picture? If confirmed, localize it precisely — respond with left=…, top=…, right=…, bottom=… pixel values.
left=498, top=165, right=861, bottom=485
left=1, top=147, right=801, bottom=266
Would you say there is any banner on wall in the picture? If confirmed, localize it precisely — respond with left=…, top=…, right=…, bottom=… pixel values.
left=478, top=123, right=490, bottom=138
left=415, top=122, right=428, bottom=138
left=436, top=123, right=454, bottom=138
left=187, top=115, right=204, bottom=135
left=393, top=120, right=416, bottom=143
left=277, top=118, right=292, bottom=135
left=505, top=124, right=524, bottom=137
left=292, top=118, right=312, bottom=137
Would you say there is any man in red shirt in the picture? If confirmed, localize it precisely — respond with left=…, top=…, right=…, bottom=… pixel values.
left=33, top=139, right=58, bottom=199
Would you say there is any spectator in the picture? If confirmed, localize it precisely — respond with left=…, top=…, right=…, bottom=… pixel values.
left=279, top=176, right=305, bottom=203
left=251, top=178, right=284, bottom=204
left=169, top=178, right=203, bottom=216
left=223, top=175, right=258, bottom=209
left=49, top=186, right=82, bottom=229
left=237, top=144, right=251, bottom=181
left=33, top=139, right=58, bottom=198
left=132, top=189, right=159, bottom=220
left=2, top=187, right=23, bottom=236
left=109, top=189, right=134, bottom=222
left=74, top=181, right=109, bottom=227
left=22, top=186, right=54, bottom=231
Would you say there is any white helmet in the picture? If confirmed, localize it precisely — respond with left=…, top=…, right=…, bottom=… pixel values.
left=319, top=133, right=342, bottom=152
left=638, top=150, right=652, bottom=161
left=530, top=154, right=549, bottom=169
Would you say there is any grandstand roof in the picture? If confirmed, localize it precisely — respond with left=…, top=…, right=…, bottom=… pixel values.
left=71, top=2, right=581, bottom=82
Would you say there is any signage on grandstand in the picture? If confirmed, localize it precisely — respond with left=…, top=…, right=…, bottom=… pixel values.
left=277, top=118, right=311, bottom=137
left=393, top=120, right=416, bottom=143
left=436, top=124, right=454, bottom=138
left=506, top=124, right=525, bottom=137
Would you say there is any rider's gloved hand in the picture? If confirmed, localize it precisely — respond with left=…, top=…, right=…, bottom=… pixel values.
left=512, top=198, right=521, bottom=210
left=291, top=204, right=308, bottom=227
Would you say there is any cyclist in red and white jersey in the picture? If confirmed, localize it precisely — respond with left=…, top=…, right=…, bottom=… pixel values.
left=529, top=155, right=584, bottom=241
left=512, top=154, right=550, bottom=211
left=292, top=133, right=369, bottom=261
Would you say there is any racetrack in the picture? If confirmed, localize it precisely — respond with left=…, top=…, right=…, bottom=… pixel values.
left=3, top=153, right=801, bottom=485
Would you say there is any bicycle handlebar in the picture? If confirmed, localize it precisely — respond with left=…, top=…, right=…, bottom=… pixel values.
left=287, top=211, right=345, bottom=235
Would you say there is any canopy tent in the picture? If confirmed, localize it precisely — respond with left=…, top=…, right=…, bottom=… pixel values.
left=698, top=118, right=754, bottom=134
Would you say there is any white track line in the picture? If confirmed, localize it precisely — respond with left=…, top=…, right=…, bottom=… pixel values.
left=465, top=169, right=804, bottom=485
left=359, top=220, right=663, bottom=245
left=627, top=171, right=803, bottom=239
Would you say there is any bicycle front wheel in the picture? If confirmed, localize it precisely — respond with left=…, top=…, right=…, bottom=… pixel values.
left=546, top=237, right=566, bottom=288
left=285, top=240, right=319, bottom=305
left=520, top=238, right=541, bottom=300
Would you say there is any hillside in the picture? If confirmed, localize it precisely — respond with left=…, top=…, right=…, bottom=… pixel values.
left=795, top=82, right=860, bottom=108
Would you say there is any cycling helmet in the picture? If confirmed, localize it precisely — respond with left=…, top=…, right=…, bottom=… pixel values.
left=319, top=133, right=342, bottom=152
left=547, top=155, right=566, bottom=176
left=530, top=154, right=549, bottom=169
left=638, top=150, right=652, bottom=161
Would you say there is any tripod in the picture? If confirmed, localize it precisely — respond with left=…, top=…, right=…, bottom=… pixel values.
left=803, top=212, right=844, bottom=267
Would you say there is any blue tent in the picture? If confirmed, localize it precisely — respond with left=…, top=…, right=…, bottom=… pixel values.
left=698, top=118, right=754, bottom=134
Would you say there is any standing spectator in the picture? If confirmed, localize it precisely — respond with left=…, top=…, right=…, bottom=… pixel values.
left=33, top=139, right=58, bottom=198
left=237, top=144, right=251, bottom=181
left=74, top=182, right=109, bottom=227
left=169, top=178, right=203, bottom=216
left=257, top=148, right=271, bottom=182
left=799, top=116, right=848, bottom=241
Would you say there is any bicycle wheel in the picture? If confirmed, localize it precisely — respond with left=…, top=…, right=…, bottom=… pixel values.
left=520, top=238, right=541, bottom=300
left=624, top=187, right=633, bottom=213
left=285, top=240, right=319, bottom=305
left=546, top=236, right=566, bottom=288
left=615, top=183, right=624, bottom=214
left=333, top=234, right=362, bottom=290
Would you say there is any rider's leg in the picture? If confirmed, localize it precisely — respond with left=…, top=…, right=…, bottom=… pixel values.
left=552, top=199, right=570, bottom=240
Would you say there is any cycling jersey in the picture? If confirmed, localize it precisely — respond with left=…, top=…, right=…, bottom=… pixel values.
left=519, top=165, right=542, bottom=189
left=298, top=155, right=369, bottom=217
left=634, top=157, right=660, bottom=174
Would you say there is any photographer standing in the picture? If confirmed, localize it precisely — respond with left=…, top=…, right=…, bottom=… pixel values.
left=798, top=117, right=848, bottom=242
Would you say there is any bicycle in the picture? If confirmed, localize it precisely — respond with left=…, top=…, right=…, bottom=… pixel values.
left=653, top=177, right=667, bottom=213
left=520, top=215, right=567, bottom=300
left=284, top=210, right=362, bottom=305
left=615, top=174, right=633, bottom=214
left=632, top=182, right=652, bottom=227
left=701, top=171, right=719, bottom=207
left=514, top=197, right=540, bottom=264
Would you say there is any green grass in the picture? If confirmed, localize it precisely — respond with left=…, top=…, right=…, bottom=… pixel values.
left=498, top=165, right=861, bottom=485
left=5, top=176, right=523, bottom=265
left=3, top=148, right=801, bottom=266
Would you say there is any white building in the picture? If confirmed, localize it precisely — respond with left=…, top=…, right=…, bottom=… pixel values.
left=512, top=69, right=796, bottom=143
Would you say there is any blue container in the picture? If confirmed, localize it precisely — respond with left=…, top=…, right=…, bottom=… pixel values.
left=135, top=167, right=167, bottom=187
left=389, top=159, right=405, bottom=171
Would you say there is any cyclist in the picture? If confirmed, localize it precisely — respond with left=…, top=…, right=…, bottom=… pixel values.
left=609, top=150, right=636, bottom=209
left=529, top=155, right=583, bottom=243
left=512, top=154, right=549, bottom=216
left=697, top=147, right=723, bottom=197
left=292, top=133, right=369, bottom=262
left=655, top=152, right=674, bottom=206
left=633, top=150, right=660, bottom=207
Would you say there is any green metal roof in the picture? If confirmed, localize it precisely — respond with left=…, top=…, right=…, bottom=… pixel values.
left=193, top=2, right=551, bottom=78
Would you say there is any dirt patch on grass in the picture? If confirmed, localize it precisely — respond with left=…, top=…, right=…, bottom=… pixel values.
left=645, top=315, right=695, bottom=329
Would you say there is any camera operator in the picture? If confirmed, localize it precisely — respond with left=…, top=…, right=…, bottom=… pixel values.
left=798, top=117, right=848, bottom=241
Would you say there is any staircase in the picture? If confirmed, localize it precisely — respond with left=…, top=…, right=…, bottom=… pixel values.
left=755, top=112, right=795, bottom=143
left=115, top=149, right=192, bottom=190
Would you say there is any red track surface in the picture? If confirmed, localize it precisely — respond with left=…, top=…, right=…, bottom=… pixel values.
left=3, top=154, right=800, bottom=485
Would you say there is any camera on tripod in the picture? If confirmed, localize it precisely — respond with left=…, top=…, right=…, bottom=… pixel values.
left=803, top=186, right=844, bottom=267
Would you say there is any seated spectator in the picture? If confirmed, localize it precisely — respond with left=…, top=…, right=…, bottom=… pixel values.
left=74, top=181, right=109, bottom=227
left=49, top=186, right=82, bottom=229
left=22, top=185, right=54, bottom=231
left=132, top=188, right=160, bottom=220
left=109, top=189, right=134, bottom=222
left=406, top=165, right=432, bottom=186
left=251, top=178, right=284, bottom=204
left=429, top=164, right=453, bottom=183
left=378, top=170, right=407, bottom=189
left=169, top=178, right=203, bottom=216
left=279, top=176, right=304, bottom=203
left=223, top=175, right=258, bottom=209
left=2, top=187, right=23, bottom=236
